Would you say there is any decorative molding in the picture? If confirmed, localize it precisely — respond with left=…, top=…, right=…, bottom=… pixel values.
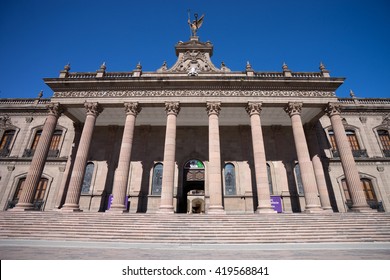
left=246, top=102, right=262, bottom=116
left=284, top=102, right=303, bottom=117
left=165, top=102, right=180, bottom=116
left=206, top=102, right=221, bottom=116
left=124, top=102, right=141, bottom=116
left=359, top=116, right=367, bottom=124
left=47, top=102, right=64, bottom=118
left=325, top=102, right=341, bottom=117
left=0, top=115, right=12, bottom=128
left=7, top=165, right=15, bottom=171
left=53, top=89, right=336, bottom=98
left=25, top=116, right=34, bottom=123
left=377, top=166, right=384, bottom=172
left=84, top=102, right=103, bottom=117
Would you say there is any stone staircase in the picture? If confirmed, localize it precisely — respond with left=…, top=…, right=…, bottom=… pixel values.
left=0, top=211, right=390, bottom=244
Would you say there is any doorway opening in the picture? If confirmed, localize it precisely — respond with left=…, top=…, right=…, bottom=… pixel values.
left=178, top=159, right=205, bottom=213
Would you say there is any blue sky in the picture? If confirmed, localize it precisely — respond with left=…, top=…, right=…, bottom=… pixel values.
left=0, top=0, right=389, bottom=99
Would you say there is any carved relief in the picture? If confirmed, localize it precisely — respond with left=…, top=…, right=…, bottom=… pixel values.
left=84, top=102, right=103, bottom=116
left=47, top=102, right=64, bottom=118
left=206, top=102, right=221, bottom=116
left=325, top=102, right=341, bottom=117
left=246, top=102, right=262, bottom=116
left=168, top=50, right=220, bottom=73
left=284, top=102, right=303, bottom=117
left=53, top=90, right=336, bottom=98
left=165, top=102, right=180, bottom=116
left=0, top=115, right=12, bottom=128
left=124, top=102, right=141, bottom=116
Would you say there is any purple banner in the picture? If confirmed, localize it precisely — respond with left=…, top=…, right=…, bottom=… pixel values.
left=270, top=196, right=283, bottom=213
left=107, top=194, right=128, bottom=210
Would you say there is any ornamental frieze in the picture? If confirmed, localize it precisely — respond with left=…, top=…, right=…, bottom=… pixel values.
left=53, top=90, right=336, bottom=98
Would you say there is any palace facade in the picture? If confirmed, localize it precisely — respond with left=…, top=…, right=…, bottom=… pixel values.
left=1, top=35, right=389, bottom=214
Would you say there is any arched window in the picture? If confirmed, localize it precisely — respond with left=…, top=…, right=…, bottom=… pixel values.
left=151, top=163, right=163, bottom=195
left=224, top=163, right=236, bottom=195
left=378, top=130, right=390, bottom=157
left=0, top=129, right=15, bottom=157
left=294, top=164, right=304, bottom=195
left=267, top=164, right=273, bottom=195
left=81, top=162, right=94, bottom=194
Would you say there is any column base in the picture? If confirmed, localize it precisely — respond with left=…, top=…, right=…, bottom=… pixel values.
left=158, top=205, right=175, bottom=214
left=8, top=203, right=34, bottom=211
left=61, top=203, right=83, bottom=212
left=256, top=207, right=277, bottom=214
left=322, top=207, right=334, bottom=213
left=207, top=206, right=225, bottom=214
left=106, top=204, right=128, bottom=214
left=304, top=206, right=324, bottom=213
left=350, top=205, right=376, bottom=213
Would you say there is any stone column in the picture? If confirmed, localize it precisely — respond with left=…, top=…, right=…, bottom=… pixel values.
left=306, top=123, right=333, bottom=211
left=326, top=103, right=371, bottom=212
left=206, top=102, right=225, bottom=214
left=246, top=102, right=275, bottom=213
left=13, top=103, right=63, bottom=211
left=62, top=102, right=102, bottom=211
left=159, top=102, right=180, bottom=213
left=285, top=102, right=322, bottom=212
left=108, top=102, right=141, bottom=213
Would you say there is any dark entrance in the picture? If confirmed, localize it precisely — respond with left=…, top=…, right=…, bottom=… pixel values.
left=177, top=159, right=205, bottom=213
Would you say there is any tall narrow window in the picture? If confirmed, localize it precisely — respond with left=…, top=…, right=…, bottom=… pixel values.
left=81, top=162, right=94, bottom=194
left=346, top=130, right=360, bottom=151
left=294, top=164, right=304, bottom=195
left=361, top=178, right=378, bottom=205
left=341, top=179, right=352, bottom=207
left=328, top=130, right=337, bottom=150
left=48, top=130, right=62, bottom=157
left=378, top=130, right=390, bottom=157
left=0, top=130, right=15, bottom=157
left=151, top=163, right=163, bottom=195
left=267, top=164, right=273, bottom=195
left=224, top=163, right=236, bottom=195
left=9, top=177, right=47, bottom=210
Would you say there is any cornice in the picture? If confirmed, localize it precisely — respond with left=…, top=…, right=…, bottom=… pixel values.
left=52, top=89, right=336, bottom=98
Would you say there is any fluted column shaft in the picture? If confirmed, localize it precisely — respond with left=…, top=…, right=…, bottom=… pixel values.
left=207, top=102, right=225, bottom=214
left=109, top=103, right=141, bottom=213
left=13, top=103, right=63, bottom=210
left=246, top=102, right=275, bottom=213
left=326, top=103, right=370, bottom=211
left=159, top=102, right=180, bottom=213
left=62, top=102, right=102, bottom=211
left=285, top=102, right=322, bottom=212
left=306, top=124, right=332, bottom=211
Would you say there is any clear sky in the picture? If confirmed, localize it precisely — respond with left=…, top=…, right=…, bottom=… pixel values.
left=0, top=0, right=389, bottom=99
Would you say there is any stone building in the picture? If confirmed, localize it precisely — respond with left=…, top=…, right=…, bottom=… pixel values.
left=0, top=34, right=389, bottom=214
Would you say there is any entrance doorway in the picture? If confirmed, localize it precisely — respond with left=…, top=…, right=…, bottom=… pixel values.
left=178, top=159, right=205, bottom=213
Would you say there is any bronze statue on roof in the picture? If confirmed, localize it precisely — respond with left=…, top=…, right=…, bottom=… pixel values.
left=188, top=13, right=204, bottom=37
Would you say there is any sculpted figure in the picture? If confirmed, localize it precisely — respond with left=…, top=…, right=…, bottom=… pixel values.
left=188, top=14, right=204, bottom=36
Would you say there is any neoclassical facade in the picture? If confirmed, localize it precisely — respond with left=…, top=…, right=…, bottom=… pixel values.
left=1, top=35, right=389, bottom=214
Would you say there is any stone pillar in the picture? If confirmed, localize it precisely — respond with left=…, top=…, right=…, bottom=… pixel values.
left=206, top=102, right=225, bottom=214
left=62, top=102, right=102, bottom=211
left=306, top=123, right=333, bottom=212
left=13, top=103, right=63, bottom=211
left=326, top=103, right=371, bottom=212
left=159, top=102, right=180, bottom=213
left=246, top=102, right=276, bottom=213
left=108, top=102, right=141, bottom=213
left=285, top=102, right=322, bottom=212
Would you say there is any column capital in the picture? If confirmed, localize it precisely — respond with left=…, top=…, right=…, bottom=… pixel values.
left=325, top=102, right=341, bottom=117
left=84, top=102, right=103, bottom=117
left=165, top=101, right=180, bottom=116
left=246, top=102, right=262, bottom=116
left=206, top=102, right=221, bottom=116
left=284, top=102, right=303, bottom=117
left=124, top=102, right=142, bottom=116
left=47, top=102, right=64, bottom=118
